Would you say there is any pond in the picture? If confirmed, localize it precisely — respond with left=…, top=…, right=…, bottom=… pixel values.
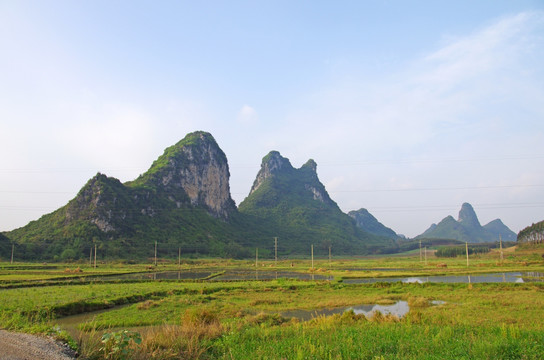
left=281, top=300, right=410, bottom=321
left=343, top=272, right=544, bottom=284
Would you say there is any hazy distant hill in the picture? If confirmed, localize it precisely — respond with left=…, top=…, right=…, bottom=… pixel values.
left=238, top=151, right=392, bottom=255
left=348, top=208, right=399, bottom=240
left=416, top=203, right=516, bottom=243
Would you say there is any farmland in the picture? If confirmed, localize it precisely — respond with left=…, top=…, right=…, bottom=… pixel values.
left=1, top=245, right=543, bottom=359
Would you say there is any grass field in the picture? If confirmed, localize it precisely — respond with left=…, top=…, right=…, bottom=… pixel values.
left=1, top=245, right=543, bottom=359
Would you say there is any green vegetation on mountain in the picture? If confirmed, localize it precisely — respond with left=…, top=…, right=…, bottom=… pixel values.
left=238, top=151, right=393, bottom=255
left=518, top=220, right=544, bottom=244
left=6, top=132, right=265, bottom=260
left=6, top=132, right=391, bottom=261
left=416, top=203, right=516, bottom=243
left=348, top=208, right=399, bottom=240
left=0, top=232, right=12, bottom=261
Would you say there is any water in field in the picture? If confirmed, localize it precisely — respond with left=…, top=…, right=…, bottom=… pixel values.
left=281, top=300, right=410, bottom=321
left=95, top=271, right=214, bottom=281
left=93, top=270, right=330, bottom=281
left=343, top=272, right=544, bottom=284
left=52, top=305, right=130, bottom=338
left=212, top=270, right=331, bottom=281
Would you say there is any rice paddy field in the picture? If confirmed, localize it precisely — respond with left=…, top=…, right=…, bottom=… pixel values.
left=1, top=245, right=543, bottom=359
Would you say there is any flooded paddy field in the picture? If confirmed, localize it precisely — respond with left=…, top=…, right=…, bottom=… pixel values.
left=344, top=271, right=544, bottom=284
left=2, top=248, right=544, bottom=359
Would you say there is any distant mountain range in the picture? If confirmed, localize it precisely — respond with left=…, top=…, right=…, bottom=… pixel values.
left=238, top=151, right=394, bottom=255
left=0, top=131, right=391, bottom=261
left=0, top=131, right=517, bottom=261
left=415, top=203, right=516, bottom=243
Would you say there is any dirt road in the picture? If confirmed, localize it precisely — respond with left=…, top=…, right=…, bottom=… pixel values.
left=0, top=330, right=77, bottom=360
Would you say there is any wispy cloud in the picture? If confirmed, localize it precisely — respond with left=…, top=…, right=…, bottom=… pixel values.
left=271, top=11, right=544, bottom=235
left=236, top=105, right=259, bottom=125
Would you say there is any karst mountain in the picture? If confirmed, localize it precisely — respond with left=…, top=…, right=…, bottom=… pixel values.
left=1, top=131, right=390, bottom=260
left=416, top=202, right=516, bottom=243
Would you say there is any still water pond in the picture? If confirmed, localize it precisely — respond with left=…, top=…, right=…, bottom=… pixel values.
left=281, top=301, right=410, bottom=321
left=344, top=272, right=544, bottom=284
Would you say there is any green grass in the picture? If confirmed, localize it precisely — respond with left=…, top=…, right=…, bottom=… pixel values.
left=1, top=247, right=544, bottom=359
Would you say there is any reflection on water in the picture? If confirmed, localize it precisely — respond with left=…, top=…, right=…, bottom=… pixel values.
left=344, top=272, right=544, bottom=284
left=281, top=301, right=410, bottom=321
left=89, top=270, right=331, bottom=282
left=213, top=271, right=331, bottom=281
left=94, top=271, right=214, bottom=281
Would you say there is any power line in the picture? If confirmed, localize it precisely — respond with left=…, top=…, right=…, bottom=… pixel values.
left=318, top=155, right=544, bottom=167
left=328, top=184, right=544, bottom=193
left=1, top=184, right=542, bottom=196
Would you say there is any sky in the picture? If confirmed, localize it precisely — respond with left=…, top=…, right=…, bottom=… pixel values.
left=1, top=0, right=543, bottom=238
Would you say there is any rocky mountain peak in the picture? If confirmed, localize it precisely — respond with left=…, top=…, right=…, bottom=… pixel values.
left=130, top=131, right=236, bottom=219
left=301, top=159, right=317, bottom=172
left=249, top=151, right=293, bottom=195
left=458, top=202, right=481, bottom=228
left=66, top=173, right=125, bottom=232
left=348, top=208, right=398, bottom=239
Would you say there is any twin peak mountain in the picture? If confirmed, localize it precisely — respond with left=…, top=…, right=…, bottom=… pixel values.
left=3, top=131, right=514, bottom=260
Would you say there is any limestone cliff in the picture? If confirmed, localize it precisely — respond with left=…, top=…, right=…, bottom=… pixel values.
left=6, top=131, right=243, bottom=260
left=130, top=131, right=236, bottom=219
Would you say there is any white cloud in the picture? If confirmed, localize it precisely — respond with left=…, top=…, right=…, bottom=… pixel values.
left=269, top=11, right=544, bottom=236
left=236, top=105, right=259, bottom=124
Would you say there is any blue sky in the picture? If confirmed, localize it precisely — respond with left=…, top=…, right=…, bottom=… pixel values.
left=1, top=1, right=543, bottom=237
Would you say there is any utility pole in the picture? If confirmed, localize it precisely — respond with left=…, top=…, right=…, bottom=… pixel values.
left=466, top=242, right=469, bottom=267
left=154, top=241, right=157, bottom=267
left=274, top=237, right=278, bottom=267
left=419, top=240, right=422, bottom=262
left=178, top=247, right=181, bottom=267
left=11, top=244, right=14, bottom=264
left=424, top=246, right=427, bottom=266
left=256, top=248, right=258, bottom=268
left=94, top=244, right=97, bottom=269
left=311, top=244, right=314, bottom=270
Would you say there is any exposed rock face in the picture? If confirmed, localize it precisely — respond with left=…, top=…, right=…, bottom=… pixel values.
left=249, top=151, right=334, bottom=205
left=66, top=173, right=126, bottom=233
left=5, top=131, right=248, bottom=260
left=134, top=131, right=236, bottom=219
left=249, top=151, right=292, bottom=195
left=239, top=151, right=392, bottom=255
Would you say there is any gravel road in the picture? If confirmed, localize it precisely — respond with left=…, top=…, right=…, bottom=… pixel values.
left=0, top=330, right=77, bottom=360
